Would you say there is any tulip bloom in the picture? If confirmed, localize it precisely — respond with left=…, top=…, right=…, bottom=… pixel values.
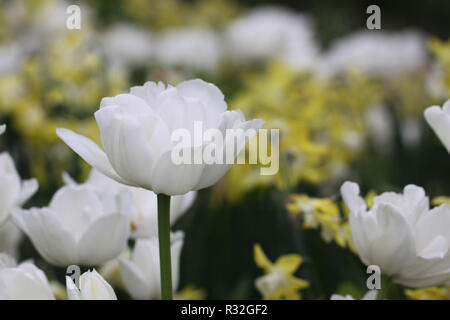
left=0, top=152, right=38, bottom=225
left=119, top=231, right=184, bottom=300
left=12, top=185, right=130, bottom=266
left=56, top=79, right=264, bottom=196
left=66, top=269, right=117, bottom=300
left=424, top=100, right=450, bottom=153
left=57, top=79, right=263, bottom=299
left=0, top=262, right=55, bottom=300
left=341, top=181, right=450, bottom=288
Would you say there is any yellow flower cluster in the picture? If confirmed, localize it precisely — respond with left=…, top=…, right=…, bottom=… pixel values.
left=119, top=0, right=241, bottom=29
left=253, top=244, right=309, bottom=300
left=287, top=194, right=353, bottom=250
left=429, top=38, right=450, bottom=96
left=0, top=31, right=126, bottom=186
left=405, top=285, right=450, bottom=300
left=286, top=190, right=378, bottom=251
left=218, top=63, right=380, bottom=200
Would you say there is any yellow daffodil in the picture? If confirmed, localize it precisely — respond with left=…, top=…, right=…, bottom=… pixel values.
left=287, top=194, right=350, bottom=249
left=253, top=244, right=309, bottom=300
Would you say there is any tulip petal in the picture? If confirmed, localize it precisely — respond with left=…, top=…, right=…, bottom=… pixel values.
left=118, top=258, right=151, bottom=300
left=0, top=175, right=17, bottom=224
left=369, top=203, right=416, bottom=275
left=79, top=270, right=117, bottom=300
left=12, top=207, right=78, bottom=266
left=177, top=79, right=227, bottom=116
left=95, top=108, right=165, bottom=189
left=65, top=276, right=81, bottom=300
left=340, top=181, right=367, bottom=213
left=150, top=148, right=205, bottom=195
left=78, top=213, right=129, bottom=266
left=56, top=128, right=130, bottom=186
left=16, top=178, right=38, bottom=207
left=194, top=117, right=264, bottom=190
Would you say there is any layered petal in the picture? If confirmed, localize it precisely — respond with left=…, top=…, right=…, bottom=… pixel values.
left=12, top=207, right=78, bottom=266
left=56, top=128, right=130, bottom=186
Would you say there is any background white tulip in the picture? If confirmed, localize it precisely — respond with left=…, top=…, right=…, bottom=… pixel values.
left=341, top=181, right=450, bottom=288
left=0, top=124, right=5, bottom=135
left=0, top=262, right=55, bottom=299
left=57, top=79, right=264, bottom=195
left=318, top=30, right=426, bottom=77
left=66, top=269, right=117, bottom=300
left=155, top=27, right=221, bottom=74
left=424, top=100, right=450, bottom=153
left=0, top=152, right=38, bottom=225
left=64, top=169, right=197, bottom=237
left=12, top=185, right=130, bottom=266
left=119, top=231, right=184, bottom=300
left=225, top=6, right=318, bottom=70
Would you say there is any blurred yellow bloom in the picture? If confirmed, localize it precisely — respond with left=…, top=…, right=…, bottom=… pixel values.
left=49, top=280, right=67, bottom=300
left=121, top=0, right=240, bottom=29
left=405, top=285, right=450, bottom=300
left=287, top=194, right=349, bottom=249
left=218, top=62, right=379, bottom=201
left=253, top=244, right=309, bottom=300
left=429, top=38, right=450, bottom=95
left=432, top=196, right=450, bottom=206
left=175, top=285, right=207, bottom=300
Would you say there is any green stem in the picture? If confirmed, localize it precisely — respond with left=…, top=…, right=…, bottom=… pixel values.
left=157, top=194, right=172, bottom=300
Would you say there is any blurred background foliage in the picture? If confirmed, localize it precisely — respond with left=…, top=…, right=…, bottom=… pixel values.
left=0, top=0, right=449, bottom=299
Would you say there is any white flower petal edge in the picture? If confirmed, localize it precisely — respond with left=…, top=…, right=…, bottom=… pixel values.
left=119, top=231, right=184, bottom=300
left=0, top=152, right=38, bottom=225
left=66, top=269, right=117, bottom=300
left=424, top=100, right=450, bottom=153
left=0, top=261, right=55, bottom=300
left=330, top=290, right=378, bottom=300
left=57, top=79, right=264, bottom=195
left=341, top=181, right=450, bottom=288
left=0, top=124, right=5, bottom=135
left=56, top=128, right=131, bottom=186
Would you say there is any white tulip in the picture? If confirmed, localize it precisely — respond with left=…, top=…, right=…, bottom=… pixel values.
left=0, top=152, right=38, bottom=225
left=12, top=184, right=130, bottom=266
left=331, top=290, right=377, bottom=300
left=100, top=23, right=153, bottom=69
left=341, top=181, right=450, bottom=288
left=225, top=6, right=318, bottom=70
left=57, top=79, right=264, bottom=195
left=64, top=169, right=196, bottom=237
left=0, top=261, right=55, bottom=299
left=318, top=30, right=426, bottom=77
left=66, top=269, right=117, bottom=300
left=119, top=231, right=184, bottom=300
left=424, top=100, right=450, bottom=153
left=155, top=27, right=221, bottom=74
left=0, top=124, right=5, bottom=135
